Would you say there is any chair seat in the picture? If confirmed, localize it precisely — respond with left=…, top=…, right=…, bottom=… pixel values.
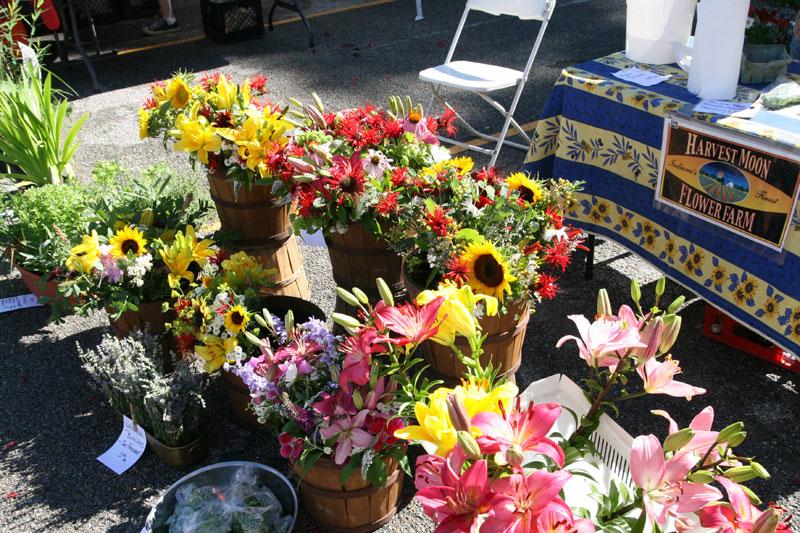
left=419, top=60, right=523, bottom=91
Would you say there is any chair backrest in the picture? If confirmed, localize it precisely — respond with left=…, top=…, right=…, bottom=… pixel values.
left=466, top=0, right=554, bottom=21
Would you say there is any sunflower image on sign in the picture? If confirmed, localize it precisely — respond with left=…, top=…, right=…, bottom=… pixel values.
left=698, top=162, right=749, bottom=204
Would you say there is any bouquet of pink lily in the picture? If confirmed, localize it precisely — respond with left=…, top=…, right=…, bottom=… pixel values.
left=396, top=278, right=793, bottom=533
left=231, top=278, right=497, bottom=488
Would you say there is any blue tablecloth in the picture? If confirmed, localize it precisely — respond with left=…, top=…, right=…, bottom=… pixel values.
left=522, top=52, right=800, bottom=356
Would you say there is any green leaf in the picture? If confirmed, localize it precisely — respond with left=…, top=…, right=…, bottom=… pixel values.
left=366, top=456, right=387, bottom=489
left=455, top=228, right=482, bottom=242
left=630, top=509, right=648, bottom=533
left=340, top=455, right=361, bottom=485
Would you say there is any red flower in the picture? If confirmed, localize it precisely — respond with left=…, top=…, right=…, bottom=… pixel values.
left=425, top=205, right=454, bottom=237
left=437, top=107, right=459, bottom=137
left=535, top=273, right=560, bottom=300
left=384, top=118, right=405, bottom=139
left=389, top=167, right=408, bottom=187
left=523, top=241, right=543, bottom=256
left=376, top=191, right=400, bottom=217
left=278, top=432, right=303, bottom=459
left=475, top=195, right=494, bottom=209
left=174, top=297, right=192, bottom=312
left=471, top=166, right=503, bottom=186
left=198, top=71, right=221, bottom=91
left=543, top=237, right=573, bottom=271
left=249, top=73, right=268, bottom=92
left=443, top=255, right=471, bottom=286
left=176, top=333, right=197, bottom=354
left=328, top=154, right=366, bottom=205
left=545, top=205, right=564, bottom=229
left=142, top=97, right=158, bottom=110
left=209, top=250, right=231, bottom=265
left=212, top=110, right=234, bottom=128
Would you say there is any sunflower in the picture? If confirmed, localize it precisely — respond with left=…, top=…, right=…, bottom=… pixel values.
left=166, top=75, right=192, bottom=109
left=506, top=172, right=544, bottom=204
left=225, top=304, right=250, bottom=334
left=109, top=226, right=147, bottom=259
left=460, top=241, right=516, bottom=301
left=449, top=156, right=474, bottom=176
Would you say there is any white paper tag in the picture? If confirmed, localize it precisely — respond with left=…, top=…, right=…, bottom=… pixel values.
left=0, top=294, right=42, bottom=314
left=612, top=67, right=671, bottom=87
left=300, top=229, right=327, bottom=247
left=693, top=100, right=753, bottom=116
left=97, top=415, right=147, bottom=475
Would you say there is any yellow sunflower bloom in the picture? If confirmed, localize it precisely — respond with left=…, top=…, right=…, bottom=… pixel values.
left=460, top=241, right=516, bottom=302
left=138, top=109, right=150, bottom=140
left=225, top=304, right=250, bottom=335
left=450, top=156, right=474, bottom=175
left=66, top=230, right=102, bottom=273
left=506, top=172, right=544, bottom=204
left=393, top=388, right=458, bottom=456
left=196, top=335, right=238, bottom=373
left=109, top=226, right=148, bottom=258
left=166, top=76, right=192, bottom=109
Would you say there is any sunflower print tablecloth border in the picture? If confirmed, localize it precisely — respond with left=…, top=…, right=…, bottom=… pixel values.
left=522, top=52, right=800, bottom=356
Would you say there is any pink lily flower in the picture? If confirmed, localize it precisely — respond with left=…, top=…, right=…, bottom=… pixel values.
left=700, top=476, right=790, bottom=532
left=535, top=499, right=596, bottom=533
left=481, top=469, right=572, bottom=533
left=312, top=389, right=356, bottom=418
left=637, top=357, right=706, bottom=399
left=556, top=314, right=647, bottom=369
left=319, top=408, right=375, bottom=465
left=374, top=297, right=443, bottom=347
left=651, top=406, right=720, bottom=455
left=363, top=376, right=396, bottom=410
left=630, top=434, right=722, bottom=528
left=415, top=446, right=490, bottom=533
left=361, top=148, right=393, bottom=179
left=339, top=329, right=383, bottom=389
left=472, top=397, right=565, bottom=468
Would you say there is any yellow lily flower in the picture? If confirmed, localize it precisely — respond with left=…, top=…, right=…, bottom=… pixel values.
left=210, top=74, right=237, bottom=109
left=66, top=230, right=102, bottom=273
left=417, top=281, right=498, bottom=346
left=393, top=388, right=458, bottom=455
left=138, top=109, right=150, bottom=140
left=159, top=240, right=195, bottom=288
left=184, top=225, right=216, bottom=266
left=173, top=116, right=221, bottom=165
left=453, top=377, right=518, bottom=417
left=196, top=335, right=238, bottom=373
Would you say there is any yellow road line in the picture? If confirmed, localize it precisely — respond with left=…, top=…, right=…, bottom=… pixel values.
left=448, top=120, right=539, bottom=154
left=118, top=0, right=401, bottom=56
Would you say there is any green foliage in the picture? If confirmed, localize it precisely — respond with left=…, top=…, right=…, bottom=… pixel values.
left=0, top=182, right=93, bottom=273
left=88, top=160, right=212, bottom=228
left=0, top=0, right=50, bottom=81
left=0, top=67, right=87, bottom=187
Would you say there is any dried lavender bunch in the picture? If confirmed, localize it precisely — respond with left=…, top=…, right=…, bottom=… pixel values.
left=78, top=331, right=206, bottom=446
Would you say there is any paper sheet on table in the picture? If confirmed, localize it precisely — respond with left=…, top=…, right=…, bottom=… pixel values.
left=97, top=415, right=147, bottom=475
left=612, top=67, right=671, bottom=87
left=693, top=100, right=753, bottom=115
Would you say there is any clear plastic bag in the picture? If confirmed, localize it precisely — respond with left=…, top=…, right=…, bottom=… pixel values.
left=166, top=467, right=292, bottom=533
left=762, top=78, right=800, bottom=110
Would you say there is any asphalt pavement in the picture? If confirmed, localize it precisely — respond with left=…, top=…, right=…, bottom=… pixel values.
left=1, top=0, right=798, bottom=531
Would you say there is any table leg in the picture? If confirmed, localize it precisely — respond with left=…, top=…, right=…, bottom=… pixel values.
left=268, top=0, right=315, bottom=47
left=584, top=234, right=595, bottom=280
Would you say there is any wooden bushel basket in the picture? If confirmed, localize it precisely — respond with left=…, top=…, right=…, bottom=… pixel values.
left=207, top=170, right=309, bottom=299
left=294, top=457, right=403, bottom=533
left=404, top=270, right=529, bottom=383
left=325, top=223, right=405, bottom=310
left=221, top=370, right=267, bottom=431
left=106, top=299, right=176, bottom=370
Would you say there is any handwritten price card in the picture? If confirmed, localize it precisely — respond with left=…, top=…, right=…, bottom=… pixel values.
left=97, top=415, right=146, bottom=475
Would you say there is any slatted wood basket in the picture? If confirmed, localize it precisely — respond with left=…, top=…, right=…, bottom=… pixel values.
left=404, top=268, right=529, bottom=383
left=325, top=223, right=405, bottom=313
left=207, top=170, right=309, bottom=299
left=294, top=457, right=403, bottom=532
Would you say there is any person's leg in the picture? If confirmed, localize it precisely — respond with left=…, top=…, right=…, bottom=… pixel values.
left=791, top=35, right=800, bottom=61
left=157, top=0, right=175, bottom=22
left=142, top=0, right=179, bottom=35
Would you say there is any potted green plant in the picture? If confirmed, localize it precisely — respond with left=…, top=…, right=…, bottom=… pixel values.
left=0, top=67, right=87, bottom=188
left=742, top=4, right=796, bottom=83
left=77, top=331, right=209, bottom=469
left=0, top=182, right=95, bottom=298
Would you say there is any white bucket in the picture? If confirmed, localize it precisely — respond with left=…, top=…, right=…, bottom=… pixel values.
left=626, top=0, right=698, bottom=64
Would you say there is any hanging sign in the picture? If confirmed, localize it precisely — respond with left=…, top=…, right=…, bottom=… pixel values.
left=656, top=113, right=800, bottom=251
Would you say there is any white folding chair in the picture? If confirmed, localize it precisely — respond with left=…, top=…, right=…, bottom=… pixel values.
left=420, top=0, right=556, bottom=166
